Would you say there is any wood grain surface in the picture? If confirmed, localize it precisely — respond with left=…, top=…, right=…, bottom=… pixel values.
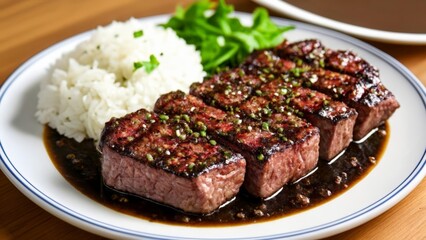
left=0, top=0, right=425, bottom=239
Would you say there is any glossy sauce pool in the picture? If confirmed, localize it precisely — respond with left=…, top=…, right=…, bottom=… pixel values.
left=284, top=0, right=426, bottom=34
left=45, top=123, right=389, bottom=226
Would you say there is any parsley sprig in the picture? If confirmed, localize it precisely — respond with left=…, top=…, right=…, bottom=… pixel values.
left=133, top=54, right=160, bottom=73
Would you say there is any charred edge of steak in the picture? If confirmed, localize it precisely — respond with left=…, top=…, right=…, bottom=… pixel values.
left=100, top=108, right=244, bottom=178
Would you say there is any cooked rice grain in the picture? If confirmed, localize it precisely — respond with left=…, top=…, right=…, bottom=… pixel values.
left=36, top=18, right=205, bottom=142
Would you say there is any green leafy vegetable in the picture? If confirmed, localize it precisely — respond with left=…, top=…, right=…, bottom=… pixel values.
left=133, top=54, right=160, bottom=73
left=162, top=0, right=294, bottom=74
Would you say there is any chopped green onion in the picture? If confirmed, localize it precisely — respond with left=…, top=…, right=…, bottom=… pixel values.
left=224, top=151, right=232, bottom=158
left=159, top=114, right=169, bottom=121
left=133, top=61, right=143, bottom=71
left=261, top=122, right=269, bottom=131
left=133, top=54, right=160, bottom=73
left=188, top=162, right=195, bottom=170
left=323, top=99, right=330, bottom=106
left=280, top=88, right=288, bottom=95
left=182, top=114, right=190, bottom=123
left=146, top=153, right=154, bottom=162
left=133, top=30, right=144, bottom=38
left=319, top=59, right=325, bottom=68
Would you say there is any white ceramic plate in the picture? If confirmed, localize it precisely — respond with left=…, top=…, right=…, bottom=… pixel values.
left=0, top=13, right=425, bottom=240
left=253, top=0, right=426, bottom=45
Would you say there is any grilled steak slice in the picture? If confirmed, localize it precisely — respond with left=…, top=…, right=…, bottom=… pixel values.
left=254, top=79, right=357, bottom=159
left=155, top=91, right=320, bottom=198
left=300, top=69, right=400, bottom=140
left=191, top=66, right=356, bottom=160
left=247, top=40, right=399, bottom=140
left=190, top=69, right=265, bottom=112
left=99, top=109, right=246, bottom=214
left=240, top=49, right=297, bottom=76
left=275, top=39, right=380, bottom=84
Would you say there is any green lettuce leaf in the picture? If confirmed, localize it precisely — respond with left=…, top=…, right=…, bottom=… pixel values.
left=162, top=0, right=294, bottom=74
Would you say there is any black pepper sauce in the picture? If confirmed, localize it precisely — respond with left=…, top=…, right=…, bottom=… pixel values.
left=44, top=122, right=389, bottom=226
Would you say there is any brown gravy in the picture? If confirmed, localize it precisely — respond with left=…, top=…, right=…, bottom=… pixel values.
left=284, top=0, right=426, bottom=34
left=44, top=123, right=388, bottom=226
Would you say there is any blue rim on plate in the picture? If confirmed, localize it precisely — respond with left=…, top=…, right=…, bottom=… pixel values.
left=0, top=13, right=425, bottom=239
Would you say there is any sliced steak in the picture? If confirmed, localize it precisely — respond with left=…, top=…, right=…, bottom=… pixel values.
left=300, top=69, right=400, bottom=140
left=191, top=66, right=356, bottom=160
left=252, top=40, right=399, bottom=140
left=274, top=39, right=380, bottom=83
left=190, top=69, right=265, bottom=112
left=255, top=78, right=357, bottom=159
left=155, top=91, right=320, bottom=198
left=99, top=109, right=246, bottom=214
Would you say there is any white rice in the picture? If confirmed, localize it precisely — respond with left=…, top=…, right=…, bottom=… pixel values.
left=36, top=18, right=205, bottom=142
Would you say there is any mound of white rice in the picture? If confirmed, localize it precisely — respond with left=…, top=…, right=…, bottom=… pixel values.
left=36, top=18, right=205, bottom=142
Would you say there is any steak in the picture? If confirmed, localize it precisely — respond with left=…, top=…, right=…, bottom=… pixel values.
left=300, top=69, right=400, bottom=140
left=189, top=69, right=266, bottom=112
left=154, top=91, right=320, bottom=198
left=99, top=109, right=246, bottom=214
left=191, top=65, right=357, bottom=160
left=253, top=39, right=400, bottom=140
left=274, top=39, right=380, bottom=82
left=255, top=78, right=357, bottom=159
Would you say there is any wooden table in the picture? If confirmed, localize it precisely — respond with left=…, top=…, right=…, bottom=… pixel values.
left=0, top=1, right=424, bottom=239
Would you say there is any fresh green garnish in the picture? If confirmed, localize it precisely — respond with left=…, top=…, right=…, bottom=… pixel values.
left=261, top=122, right=269, bottom=131
left=146, top=153, right=154, bottom=162
left=188, top=162, right=195, bottom=170
left=133, top=30, right=144, bottom=38
left=162, top=0, right=294, bottom=74
left=159, top=114, right=169, bottom=121
left=133, top=54, right=160, bottom=73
